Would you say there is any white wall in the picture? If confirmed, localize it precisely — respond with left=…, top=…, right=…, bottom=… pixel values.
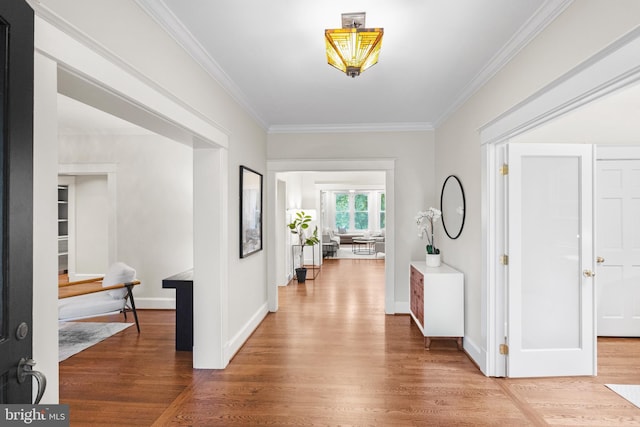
left=36, top=0, right=268, bottom=372
left=268, top=131, right=434, bottom=305
left=59, top=134, right=193, bottom=307
left=74, top=175, right=108, bottom=274
left=435, top=1, right=640, bottom=368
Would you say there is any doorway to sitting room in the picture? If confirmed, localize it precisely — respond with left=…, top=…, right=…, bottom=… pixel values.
left=267, top=160, right=395, bottom=315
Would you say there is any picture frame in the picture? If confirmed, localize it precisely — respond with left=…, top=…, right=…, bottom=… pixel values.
left=239, top=165, right=263, bottom=258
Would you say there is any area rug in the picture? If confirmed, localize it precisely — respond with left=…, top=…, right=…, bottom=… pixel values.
left=606, top=384, right=640, bottom=408
left=59, top=321, right=133, bottom=362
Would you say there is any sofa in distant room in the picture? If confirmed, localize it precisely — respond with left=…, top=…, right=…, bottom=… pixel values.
left=322, top=230, right=340, bottom=257
left=335, top=228, right=363, bottom=244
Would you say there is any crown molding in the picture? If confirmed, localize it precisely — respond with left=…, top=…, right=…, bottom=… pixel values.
left=27, top=0, right=231, bottom=138
left=433, top=0, right=574, bottom=128
left=118, top=0, right=569, bottom=133
left=479, top=25, right=640, bottom=146
left=134, top=0, right=268, bottom=130
left=268, top=122, right=434, bottom=134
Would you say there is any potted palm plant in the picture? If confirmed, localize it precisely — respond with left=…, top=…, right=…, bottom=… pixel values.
left=287, top=211, right=320, bottom=282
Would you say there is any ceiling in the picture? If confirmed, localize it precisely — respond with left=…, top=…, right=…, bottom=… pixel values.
left=134, top=0, right=566, bottom=132
left=57, top=1, right=640, bottom=146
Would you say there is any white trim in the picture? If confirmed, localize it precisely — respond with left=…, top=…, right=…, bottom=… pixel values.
left=34, top=14, right=231, bottom=372
left=267, top=159, right=396, bottom=315
left=596, top=145, right=640, bottom=160
left=225, top=303, right=269, bottom=362
left=58, top=163, right=117, bottom=174
left=135, top=297, right=176, bottom=310
left=268, top=122, right=434, bottom=134
left=34, top=16, right=229, bottom=149
left=395, top=301, right=410, bottom=314
left=58, top=163, right=118, bottom=268
left=316, top=184, right=385, bottom=191
left=134, top=0, right=267, bottom=130
left=480, top=26, right=640, bottom=146
left=268, top=159, right=395, bottom=172
left=462, top=336, right=485, bottom=369
left=481, top=143, right=507, bottom=377
left=28, top=0, right=232, bottom=139
left=435, top=0, right=573, bottom=127
left=479, top=26, right=640, bottom=377
left=193, top=147, right=229, bottom=369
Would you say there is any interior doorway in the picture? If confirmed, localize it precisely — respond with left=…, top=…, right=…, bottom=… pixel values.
left=34, top=19, right=231, bottom=400
left=503, top=142, right=596, bottom=377
left=480, top=27, right=640, bottom=377
left=57, top=172, right=113, bottom=281
left=267, top=160, right=396, bottom=314
left=595, top=148, right=640, bottom=337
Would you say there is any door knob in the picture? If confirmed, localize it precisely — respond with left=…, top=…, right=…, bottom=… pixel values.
left=583, top=269, right=595, bottom=278
left=596, top=256, right=605, bottom=264
left=17, top=358, right=47, bottom=404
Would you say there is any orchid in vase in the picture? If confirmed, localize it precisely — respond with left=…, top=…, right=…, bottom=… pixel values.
left=416, top=207, right=442, bottom=255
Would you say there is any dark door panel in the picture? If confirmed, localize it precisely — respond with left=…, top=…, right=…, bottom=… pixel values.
left=0, top=0, right=34, bottom=404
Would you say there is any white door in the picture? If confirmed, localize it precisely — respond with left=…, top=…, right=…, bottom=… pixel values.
left=507, top=143, right=595, bottom=377
left=596, top=160, right=640, bottom=336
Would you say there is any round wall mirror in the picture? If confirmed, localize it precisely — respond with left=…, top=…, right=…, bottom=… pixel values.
left=440, top=175, right=466, bottom=239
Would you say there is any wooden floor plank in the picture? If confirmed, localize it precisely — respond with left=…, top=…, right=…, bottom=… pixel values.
left=59, top=259, right=640, bottom=426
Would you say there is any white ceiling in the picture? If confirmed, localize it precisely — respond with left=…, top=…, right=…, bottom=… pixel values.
left=57, top=0, right=640, bottom=145
left=135, top=0, right=565, bottom=132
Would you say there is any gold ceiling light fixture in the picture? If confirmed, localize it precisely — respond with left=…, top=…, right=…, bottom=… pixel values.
left=325, top=12, right=384, bottom=78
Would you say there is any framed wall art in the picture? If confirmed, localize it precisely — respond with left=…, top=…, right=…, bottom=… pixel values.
left=239, top=165, right=263, bottom=258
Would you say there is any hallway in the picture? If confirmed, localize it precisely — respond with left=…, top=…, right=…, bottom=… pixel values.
left=60, top=259, right=640, bottom=425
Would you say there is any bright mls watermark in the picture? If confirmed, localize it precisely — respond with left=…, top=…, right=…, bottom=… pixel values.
left=1, top=405, right=69, bottom=426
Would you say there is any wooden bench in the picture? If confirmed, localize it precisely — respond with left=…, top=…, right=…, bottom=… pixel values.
left=59, top=278, right=141, bottom=333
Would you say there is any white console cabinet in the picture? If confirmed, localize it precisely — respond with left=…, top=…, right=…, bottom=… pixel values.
left=410, top=262, right=464, bottom=350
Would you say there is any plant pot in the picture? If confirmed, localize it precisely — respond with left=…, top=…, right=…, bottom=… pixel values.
left=426, top=253, right=441, bottom=268
left=295, top=267, right=307, bottom=283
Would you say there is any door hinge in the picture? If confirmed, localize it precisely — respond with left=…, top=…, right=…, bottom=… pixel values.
left=499, top=344, right=509, bottom=355
left=500, top=164, right=509, bottom=175
left=500, top=254, right=509, bottom=265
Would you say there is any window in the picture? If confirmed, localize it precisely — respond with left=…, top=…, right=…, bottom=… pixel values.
left=380, top=193, right=386, bottom=229
left=354, top=193, right=369, bottom=230
left=334, top=192, right=375, bottom=231
left=335, top=193, right=349, bottom=230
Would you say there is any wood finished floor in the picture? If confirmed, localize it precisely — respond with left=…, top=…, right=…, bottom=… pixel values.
left=60, top=259, right=640, bottom=426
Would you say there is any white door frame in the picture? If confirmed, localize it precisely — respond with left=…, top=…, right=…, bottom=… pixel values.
left=266, top=159, right=396, bottom=314
left=595, top=146, right=640, bottom=337
left=33, top=10, right=231, bottom=402
left=480, top=27, right=640, bottom=377
left=58, top=164, right=117, bottom=276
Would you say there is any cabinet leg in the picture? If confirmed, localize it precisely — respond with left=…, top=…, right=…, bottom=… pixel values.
left=456, top=337, right=463, bottom=351
left=424, top=337, right=431, bottom=350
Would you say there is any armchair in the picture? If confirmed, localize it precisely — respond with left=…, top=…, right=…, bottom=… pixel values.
left=58, top=262, right=141, bottom=333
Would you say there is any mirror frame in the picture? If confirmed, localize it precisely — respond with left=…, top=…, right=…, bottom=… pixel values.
left=239, top=165, right=263, bottom=258
left=440, top=175, right=466, bottom=240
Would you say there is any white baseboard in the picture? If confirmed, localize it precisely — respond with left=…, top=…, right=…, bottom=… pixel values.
left=66, top=272, right=102, bottom=281
left=392, top=300, right=488, bottom=377
left=462, top=335, right=487, bottom=376
left=134, top=297, right=175, bottom=310
left=225, top=302, right=269, bottom=362
left=394, top=301, right=410, bottom=314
